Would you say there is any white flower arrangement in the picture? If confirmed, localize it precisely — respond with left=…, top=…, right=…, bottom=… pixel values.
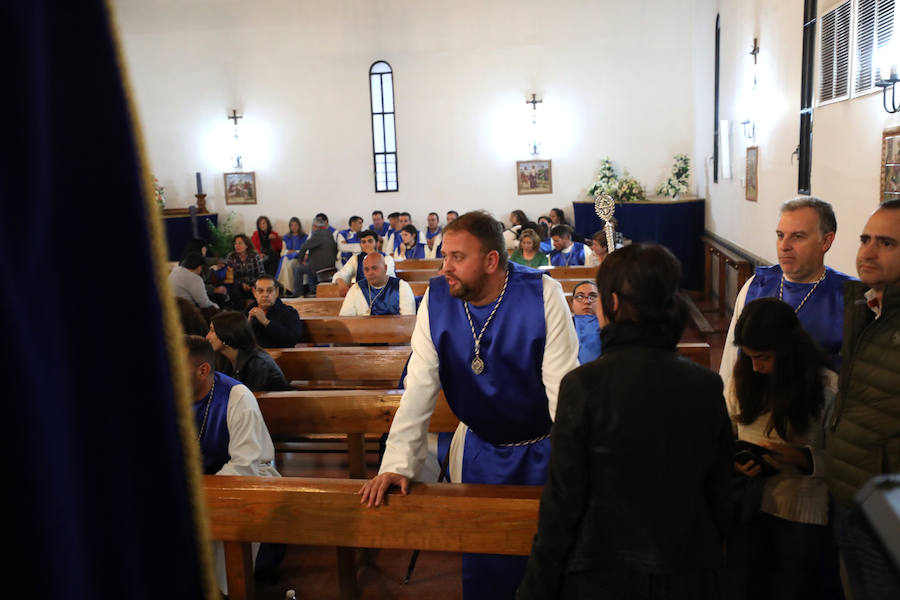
left=587, top=158, right=645, bottom=203
left=656, top=154, right=691, bottom=198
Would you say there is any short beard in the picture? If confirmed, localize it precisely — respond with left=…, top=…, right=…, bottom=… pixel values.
left=447, top=277, right=482, bottom=301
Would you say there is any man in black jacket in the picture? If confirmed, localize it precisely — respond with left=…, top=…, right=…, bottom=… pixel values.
left=293, top=216, right=339, bottom=296
left=245, top=275, right=305, bottom=347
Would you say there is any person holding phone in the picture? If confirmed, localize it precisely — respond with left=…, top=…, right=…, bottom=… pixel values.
left=720, top=297, right=838, bottom=600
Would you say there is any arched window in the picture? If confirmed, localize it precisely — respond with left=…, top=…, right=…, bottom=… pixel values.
left=370, top=61, right=398, bottom=192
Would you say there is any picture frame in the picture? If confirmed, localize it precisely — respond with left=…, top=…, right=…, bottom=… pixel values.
left=880, top=126, right=900, bottom=203
left=224, top=172, right=257, bottom=205
left=745, top=146, right=758, bottom=202
left=516, top=160, right=552, bottom=195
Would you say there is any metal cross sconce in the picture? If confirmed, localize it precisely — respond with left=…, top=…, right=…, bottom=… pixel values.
left=750, top=38, right=760, bottom=65
left=228, top=109, right=244, bottom=169
left=526, top=93, right=543, bottom=157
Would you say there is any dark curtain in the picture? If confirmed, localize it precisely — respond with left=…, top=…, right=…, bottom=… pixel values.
left=1, top=2, right=208, bottom=599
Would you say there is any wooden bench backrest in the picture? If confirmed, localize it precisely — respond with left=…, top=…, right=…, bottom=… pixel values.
left=397, top=269, right=438, bottom=282
left=545, top=266, right=598, bottom=279
left=206, top=476, right=541, bottom=599
left=206, top=476, right=540, bottom=553
left=256, top=389, right=458, bottom=435
left=396, top=258, right=442, bottom=270
left=283, top=297, right=344, bottom=317
left=269, top=346, right=410, bottom=387
left=303, top=315, right=415, bottom=345
left=316, top=281, right=429, bottom=297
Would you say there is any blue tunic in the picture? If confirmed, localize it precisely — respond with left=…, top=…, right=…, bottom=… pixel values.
left=744, top=264, right=854, bottom=372
left=549, top=241, right=586, bottom=266
left=428, top=262, right=551, bottom=600
left=391, top=230, right=404, bottom=253
left=574, top=314, right=603, bottom=364
left=338, top=228, right=360, bottom=265
left=425, top=226, right=442, bottom=241
left=539, top=239, right=552, bottom=254
left=370, top=222, right=390, bottom=238
left=357, top=277, right=402, bottom=315
left=355, top=251, right=388, bottom=284
left=275, top=233, right=307, bottom=278
left=404, top=243, right=426, bottom=260
left=193, top=372, right=243, bottom=475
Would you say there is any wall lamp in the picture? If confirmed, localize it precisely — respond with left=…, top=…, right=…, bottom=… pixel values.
left=526, top=93, right=543, bottom=157
left=228, top=109, right=244, bottom=168
left=876, top=69, right=900, bottom=113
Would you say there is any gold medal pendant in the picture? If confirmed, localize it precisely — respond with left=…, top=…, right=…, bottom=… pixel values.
left=471, top=356, right=485, bottom=375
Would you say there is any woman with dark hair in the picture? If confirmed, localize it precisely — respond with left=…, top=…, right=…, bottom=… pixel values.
left=175, top=296, right=209, bottom=336
left=276, top=217, right=308, bottom=296
left=227, top=234, right=265, bottom=309
left=206, top=311, right=292, bottom=392
left=518, top=243, right=733, bottom=600
left=503, top=210, right=530, bottom=250
left=510, top=228, right=549, bottom=268
left=537, top=217, right=553, bottom=253
left=251, top=216, right=283, bottom=276
left=720, top=297, right=836, bottom=600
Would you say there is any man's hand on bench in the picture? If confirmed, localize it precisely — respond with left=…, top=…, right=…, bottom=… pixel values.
left=359, top=472, right=409, bottom=508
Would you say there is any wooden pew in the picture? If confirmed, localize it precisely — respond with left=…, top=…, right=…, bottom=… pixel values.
left=257, top=389, right=458, bottom=478
left=317, top=281, right=429, bottom=297
left=205, top=476, right=541, bottom=600
left=270, top=346, right=411, bottom=389
left=395, top=258, right=443, bottom=270
left=545, top=266, right=598, bottom=279
left=283, top=297, right=344, bottom=317
left=303, top=315, right=416, bottom=345
left=397, top=269, right=438, bottom=282
left=702, top=234, right=754, bottom=316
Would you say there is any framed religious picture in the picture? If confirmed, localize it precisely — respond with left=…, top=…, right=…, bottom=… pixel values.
left=880, top=126, right=900, bottom=203
left=516, top=160, right=552, bottom=194
left=745, top=146, right=759, bottom=202
left=224, top=172, right=257, bottom=205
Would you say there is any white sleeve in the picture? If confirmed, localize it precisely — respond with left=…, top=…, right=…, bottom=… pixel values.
left=385, top=255, right=397, bottom=277
left=338, top=234, right=361, bottom=255
left=217, top=385, right=280, bottom=477
left=332, top=255, right=357, bottom=283
left=398, top=280, right=417, bottom=315
left=339, top=285, right=363, bottom=316
left=583, top=245, right=596, bottom=265
left=719, top=276, right=754, bottom=389
left=541, top=276, right=580, bottom=420
left=379, top=289, right=441, bottom=479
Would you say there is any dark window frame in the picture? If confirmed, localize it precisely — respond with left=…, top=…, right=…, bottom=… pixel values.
left=798, top=0, right=817, bottom=195
left=369, top=61, right=398, bottom=193
left=714, top=14, right=721, bottom=184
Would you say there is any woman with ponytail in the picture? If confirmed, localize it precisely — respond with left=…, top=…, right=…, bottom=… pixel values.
left=720, top=297, right=838, bottom=600
left=518, top=244, right=733, bottom=600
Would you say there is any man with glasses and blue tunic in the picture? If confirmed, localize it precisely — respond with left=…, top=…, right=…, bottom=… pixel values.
left=359, top=211, right=579, bottom=600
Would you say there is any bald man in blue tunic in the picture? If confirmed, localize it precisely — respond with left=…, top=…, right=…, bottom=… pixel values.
left=359, top=211, right=579, bottom=600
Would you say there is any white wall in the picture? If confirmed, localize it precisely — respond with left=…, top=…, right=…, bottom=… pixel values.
left=113, top=0, right=700, bottom=235
left=694, top=0, right=900, bottom=275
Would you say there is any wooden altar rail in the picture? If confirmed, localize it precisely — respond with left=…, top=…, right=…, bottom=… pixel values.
left=205, top=476, right=542, bottom=600
left=701, top=235, right=754, bottom=316
left=269, top=346, right=411, bottom=390
left=302, top=315, right=415, bottom=345
left=256, top=389, right=458, bottom=478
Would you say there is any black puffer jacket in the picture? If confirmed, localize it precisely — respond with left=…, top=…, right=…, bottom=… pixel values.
left=518, top=321, right=733, bottom=600
left=221, top=348, right=292, bottom=392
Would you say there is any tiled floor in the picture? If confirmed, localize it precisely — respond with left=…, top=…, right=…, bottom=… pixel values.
left=254, top=302, right=731, bottom=599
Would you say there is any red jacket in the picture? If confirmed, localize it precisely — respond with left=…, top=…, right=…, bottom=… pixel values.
left=251, top=230, right=283, bottom=254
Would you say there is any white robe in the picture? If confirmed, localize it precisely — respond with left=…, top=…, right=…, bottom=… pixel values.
left=339, top=279, right=417, bottom=316
left=331, top=253, right=397, bottom=284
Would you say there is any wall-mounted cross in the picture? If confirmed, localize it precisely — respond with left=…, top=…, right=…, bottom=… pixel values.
left=526, top=93, right=543, bottom=110
left=228, top=109, right=243, bottom=125
left=750, top=38, right=760, bottom=65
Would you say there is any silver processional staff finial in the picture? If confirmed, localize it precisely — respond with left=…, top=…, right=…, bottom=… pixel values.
left=593, top=192, right=616, bottom=253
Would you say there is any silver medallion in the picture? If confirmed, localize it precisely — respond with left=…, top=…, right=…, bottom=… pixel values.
left=471, top=356, right=485, bottom=375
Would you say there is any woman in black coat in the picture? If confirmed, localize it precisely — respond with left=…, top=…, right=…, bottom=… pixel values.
left=206, top=311, right=292, bottom=392
left=517, top=243, right=734, bottom=600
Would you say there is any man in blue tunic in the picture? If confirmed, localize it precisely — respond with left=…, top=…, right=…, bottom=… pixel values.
left=332, top=229, right=397, bottom=296
left=720, top=197, right=855, bottom=384
left=359, top=211, right=579, bottom=600
left=337, top=215, right=364, bottom=265
left=339, top=252, right=416, bottom=315
left=369, top=209, right=390, bottom=239
left=185, top=335, right=281, bottom=593
left=548, top=224, right=594, bottom=267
